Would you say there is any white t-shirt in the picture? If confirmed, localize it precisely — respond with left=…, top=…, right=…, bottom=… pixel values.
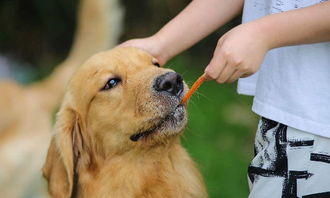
left=238, top=0, right=330, bottom=137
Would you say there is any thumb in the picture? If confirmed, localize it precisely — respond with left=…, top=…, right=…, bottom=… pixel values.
left=203, top=61, right=219, bottom=81
left=203, top=67, right=213, bottom=81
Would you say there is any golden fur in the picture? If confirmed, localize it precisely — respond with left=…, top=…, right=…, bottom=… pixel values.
left=43, top=47, right=208, bottom=198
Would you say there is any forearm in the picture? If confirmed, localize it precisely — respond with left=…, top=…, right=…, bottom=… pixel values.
left=154, top=0, right=244, bottom=62
left=255, top=1, right=330, bottom=49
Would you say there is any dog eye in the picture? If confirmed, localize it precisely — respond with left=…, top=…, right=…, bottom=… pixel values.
left=101, top=78, right=121, bottom=91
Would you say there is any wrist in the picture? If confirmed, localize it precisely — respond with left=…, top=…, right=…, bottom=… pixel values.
left=253, top=14, right=289, bottom=50
left=150, top=34, right=172, bottom=66
left=249, top=18, right=276, bottom=51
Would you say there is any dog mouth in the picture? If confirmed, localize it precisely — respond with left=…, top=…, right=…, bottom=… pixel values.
left=130, top=104, right=186, bottom=142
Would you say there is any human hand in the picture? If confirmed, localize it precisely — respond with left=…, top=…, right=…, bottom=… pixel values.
left=118, top=36, right=169, bottom=66
left=204, top=22, right=270, bottom=83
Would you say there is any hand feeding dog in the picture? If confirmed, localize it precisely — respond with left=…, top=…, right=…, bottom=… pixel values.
left=43, top=47, right=207, bottom=198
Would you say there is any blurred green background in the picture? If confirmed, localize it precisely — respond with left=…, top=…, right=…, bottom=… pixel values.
left=0, top=0, right=258, bottom=197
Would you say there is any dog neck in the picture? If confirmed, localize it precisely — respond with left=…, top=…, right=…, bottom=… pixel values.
left=72, top=138, right=205, bottom=198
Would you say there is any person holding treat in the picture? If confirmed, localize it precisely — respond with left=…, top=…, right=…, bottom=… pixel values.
left=120, top=0, right=330, bottom=197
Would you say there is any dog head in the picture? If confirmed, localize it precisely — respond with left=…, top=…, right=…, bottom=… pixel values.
left=43, top=47, right=188, bottom=197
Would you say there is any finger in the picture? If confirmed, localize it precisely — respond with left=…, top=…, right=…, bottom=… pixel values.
left=116, top=40, right=132, bottom=48
left=240, top=72, right=254, bottom=78
left=227, top=70, right=245, bottom=83
left=204, top=53, right=227, bottom=80
left=216, top=64, right=236, bottom=83
left=151, top=57, right=162, bottom=67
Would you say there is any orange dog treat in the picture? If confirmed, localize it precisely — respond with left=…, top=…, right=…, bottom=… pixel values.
left=181, top=74, right=206, bottom=104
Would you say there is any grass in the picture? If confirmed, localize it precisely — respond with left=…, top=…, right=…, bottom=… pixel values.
left=167, top=54, right=259, bottom=198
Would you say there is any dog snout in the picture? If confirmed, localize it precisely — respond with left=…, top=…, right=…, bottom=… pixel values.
left=154, top=72, right=183, bottom=97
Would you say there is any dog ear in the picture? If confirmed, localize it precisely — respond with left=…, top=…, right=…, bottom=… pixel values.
left=43, top=107, right=84, bottom=198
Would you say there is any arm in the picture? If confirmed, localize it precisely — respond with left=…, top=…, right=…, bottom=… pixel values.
left=120, top=0, right=244, bottom=65
left=263, top=1, right=330, bottom=48
left=205, top=1, right=330, bottom=83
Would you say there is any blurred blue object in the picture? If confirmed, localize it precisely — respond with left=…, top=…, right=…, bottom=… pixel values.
left=0, top=54, right=35, bottom=83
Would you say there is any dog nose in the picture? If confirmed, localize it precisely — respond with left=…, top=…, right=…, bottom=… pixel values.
left=154, top=72, right=183, bottom=96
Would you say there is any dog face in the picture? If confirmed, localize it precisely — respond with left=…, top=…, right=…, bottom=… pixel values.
left=43, top=47, right=188, bottom=197
left=72, top=47, right=187, bottom=151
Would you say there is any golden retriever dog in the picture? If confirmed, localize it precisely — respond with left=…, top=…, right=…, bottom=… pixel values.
left=0, top=0, right=122, bottom=197
left=43, top=47, right=207, bottom=198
